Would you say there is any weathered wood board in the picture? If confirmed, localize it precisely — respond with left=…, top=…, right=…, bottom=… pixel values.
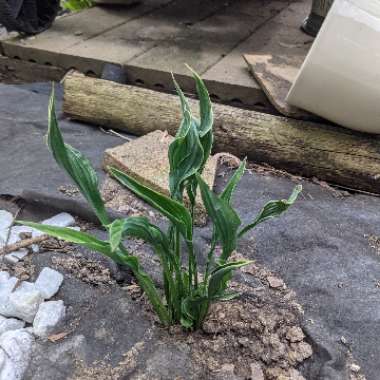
left=243, top=1, right=316, bottom=119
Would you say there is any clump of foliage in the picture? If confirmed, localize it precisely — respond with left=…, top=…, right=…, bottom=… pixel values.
left=20, top=68, right=301, bottom=329
left=62, top=0, right=93, bottom=11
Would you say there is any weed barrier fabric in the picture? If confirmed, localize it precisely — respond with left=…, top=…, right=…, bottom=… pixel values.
left=0, top=83, right=380, bottom=380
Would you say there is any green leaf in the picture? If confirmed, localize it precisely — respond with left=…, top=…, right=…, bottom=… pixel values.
left=108, top=216, right=174, bottom=262
left=208, top=260, right=251, bottom=300
left=172, top=74, right=192, bottom=126
left=181, top=292, right=208, bottom=329
left=196, top=173, right=241, bottom=263
left=186, top=65, right=213, bottom=138
left=47, top=90, right=109, bottom=226
left=186, top=66, right=214, bottom=170
left=220, top=159, right=246, bottom=204
left=108, top=219, right=125, bottom=252
left=238, top=185, right=302, bottom=237
left=212, top=291, right=240, bottom=301
left=169, top=76, right=205, bottom=199
left=109, top=167, right=192, bottom=241
left=18, top=221, right=121, bottom=262
left=117, top=249, right=170, bottom=325
left=169, top=118, right=204, bottom=199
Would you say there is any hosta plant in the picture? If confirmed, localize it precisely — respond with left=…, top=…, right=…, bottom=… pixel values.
left=20, top=69, right=301, bottom=329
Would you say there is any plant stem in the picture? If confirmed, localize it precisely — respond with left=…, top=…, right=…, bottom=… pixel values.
left=187, top=241, right=198, bottom=290
left=204, top=231, right=217, bottom=285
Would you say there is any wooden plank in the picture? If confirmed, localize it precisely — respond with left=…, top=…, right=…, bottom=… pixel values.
left=243, top=1, right=317, bottom=119
left=0, top=0, right=306, bottom=110
left=60, top=0, right=227, bottom=75
left=63, top=72, right=380, bottom=194
left=122, top=0, right=291, bottom=107
left=1, top=0, right=173, bottom=68
left=202, top=0, right=304, bottom=107
left=127, top=0, right=290, bottom=76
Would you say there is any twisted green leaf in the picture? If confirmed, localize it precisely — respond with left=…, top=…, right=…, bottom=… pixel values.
left=220, top=159, right=246, bottom=204
left=187, top=66, right=214, bottom=170
left=47, top=90, right=109, bottom=226
left=181, top=292, right=208, bottom=329
left=208, top=260, right=251, bottom=300
left=18, top=221, right=121, bottom=263
left=109, top=167, right=192, bottom=241
left=108, top=217, right=172, bottom=261
left=196, top=173, right=241, bottom=263
left=238, top=185, right=302, bottom=237
left=168, top=118, right=204, bottom=200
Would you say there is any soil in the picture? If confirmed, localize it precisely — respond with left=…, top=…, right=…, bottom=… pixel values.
left=63, top=249, right=314, bottom=380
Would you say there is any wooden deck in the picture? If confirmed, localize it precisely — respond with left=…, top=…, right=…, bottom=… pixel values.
left=0, top=0, right=311, bottom=109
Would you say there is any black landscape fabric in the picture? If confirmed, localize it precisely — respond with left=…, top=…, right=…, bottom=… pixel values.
left=1, top=83, right=380, bottom=380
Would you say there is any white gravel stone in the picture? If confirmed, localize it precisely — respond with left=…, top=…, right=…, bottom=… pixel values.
left=5, top=285, right=43, bottom=323
left=42, top=212, right=75, bottom=227
left=33, top=301, right=66, bottom=338
left=0, top=348, right=6, bottom=372
left=31, top=244, right=39, bottom=253
left=32, top=212, right=75, bottom=238
left=0, top=273, right=9, bottom=283
left=0, top=329, right=34, bottom=380
left=0, top=232, right=6, bottom=248
left=0, top=211, right=13, bottom=232
left=0, top=347, right=17, bottom=380
left=0, top=277, right=18, bottom=317
left=3, top=250, right=28, bottom=265
left=0, top=317, right=25, bottom=335
left=35, top=267, right=64, bottom=299
left=23, top=327, right=34, bottom=335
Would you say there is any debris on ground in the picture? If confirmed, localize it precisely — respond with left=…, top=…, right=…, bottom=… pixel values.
left=51, top=256, right=115, bottom=286
left=0, top=211, right=77, bottom=264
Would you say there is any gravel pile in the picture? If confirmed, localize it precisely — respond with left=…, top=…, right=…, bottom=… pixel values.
left=0, top=210, right=75, bottom=379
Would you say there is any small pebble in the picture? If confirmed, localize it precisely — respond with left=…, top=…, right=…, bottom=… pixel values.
left=0, top=316, right=25, bottom=336
left=250, top=362, right=264, bottom=380
left=33, top=300, right=66, bottom=338
left=0, top=210, right=13, bottom=232
left=0, top=273, right=9, bottom=283
left=350, top=363, right=361, bottom=373
left=3, top=249, right=28, bottom=265
left=267, top=276, right=285, bottom=289
left=6, top=286, right=43, bottom=323
left=41, top=212, right=75, bottom=228
left=286, top=326, right=305, bottom=343
left=0, top=329, right=34, bottom=380
left=35, top=268, right=64, bottom=299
